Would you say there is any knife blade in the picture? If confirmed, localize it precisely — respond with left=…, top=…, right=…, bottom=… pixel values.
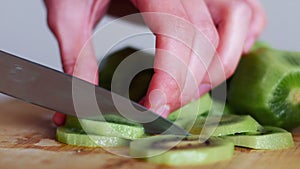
left=0, top=50, right=189, bottom=135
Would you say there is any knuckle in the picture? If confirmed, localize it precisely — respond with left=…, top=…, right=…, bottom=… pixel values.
left=164, top=76, right=181, bottom=92
left=152, top=70, right=182, bottom=94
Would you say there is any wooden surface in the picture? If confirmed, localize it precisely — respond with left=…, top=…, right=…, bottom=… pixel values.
left=0, top=100, right=300, bottom=169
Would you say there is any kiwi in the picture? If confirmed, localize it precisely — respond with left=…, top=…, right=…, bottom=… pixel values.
left=130, top=135, right=234, bottom=166
left=64, top=115, right=145, bottom=140
left=250, top=41, right=270, bottom=52
left=228, top=47, right=300, bottom=130
left=222, top=126, right=294, bottom=150
left=167, top=93, right=212, bottom=122
left=98, top=114, right=143, bottom=127
left=98, top=47, right=154, bottom=102
left=187, top=114, right=262, bottom=136
left=166, top=94, right=212, bottom=130
left=210, top=100, right=234, bottom=115
left=56, top=127, right=130, bottom=147
left=167, top=93, right=237, bottom=130
left=167, top=94, right=259, bottom=136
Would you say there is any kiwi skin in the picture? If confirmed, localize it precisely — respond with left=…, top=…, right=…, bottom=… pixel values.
left=98, top=47, right=154, bottom=102
left=227, top=47, right=300, bottom=130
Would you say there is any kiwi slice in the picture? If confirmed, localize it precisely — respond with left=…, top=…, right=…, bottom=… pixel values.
left=65, top=115, right=145, bottom=140
left=130, top=135, right=234, bottom=166
left=56, top=127, right=130, bottom=147
left=187, top=114, right=262, bottom=136
left=228, top=47, right=300, bottom=130
left=167, top=93, right=212, bottom=122
left=222, top=126, right=294, bottom=150
left=168, top=94, right=237, bottom=131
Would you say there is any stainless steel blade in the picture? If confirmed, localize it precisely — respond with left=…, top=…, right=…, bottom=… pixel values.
left=0, top=50, right=189, bottom=135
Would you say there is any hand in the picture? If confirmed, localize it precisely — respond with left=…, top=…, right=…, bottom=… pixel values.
left=45, top=0, right=110, bottom=125
left=131, top=0, right=266, bottom=117
left=46, top=0, right=266, bottom=125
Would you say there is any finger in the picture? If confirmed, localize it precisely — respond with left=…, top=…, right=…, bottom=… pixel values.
left=132, top=0, right=218, bottom=116
left=45, top=0, right=109, bottom=125
left=243, top=0, right=267, bottom=53
left=132, top=0, right=193, bottom=116
left=178, top=0, right=219, bottom=103
left=203, top=0, right=252, bottom=88
left=145, top=36, right=191, bottom=117
left=45, top=0, right=110, bottom=83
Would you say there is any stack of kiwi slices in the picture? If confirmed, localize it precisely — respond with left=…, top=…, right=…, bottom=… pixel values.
left=56, top=44, right=297, bottom=166
left=56, top=114, right=145, bottom=147
left=166, top=94, right=294, bottom=151
left=56, top=96, right=294, bottom=166
left=130, top=135, right=234, bottom=166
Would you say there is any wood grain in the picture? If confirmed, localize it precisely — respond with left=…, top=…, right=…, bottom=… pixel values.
left=0, top=100, right=299, bottom=169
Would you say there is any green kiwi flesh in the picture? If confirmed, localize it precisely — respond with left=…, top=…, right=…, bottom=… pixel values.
left=222, top=126, right=294, bottom=150
left=188, top=115, right=262, bottom=136
left=65, top=115, right=145, bottom=140
left=167, top=93, right=212, bottom=122
left=56, top=127, right=130, bottom=147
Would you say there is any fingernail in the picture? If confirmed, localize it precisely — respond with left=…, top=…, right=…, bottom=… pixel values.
left=197, top=84, right=211, bottom=98
left=155, top=105, right=170, bottom=118
left=244, top=37, right=256, bottom=53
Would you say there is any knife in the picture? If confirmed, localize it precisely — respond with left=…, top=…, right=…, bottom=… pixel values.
left=0, top=50, right=189, bottom=135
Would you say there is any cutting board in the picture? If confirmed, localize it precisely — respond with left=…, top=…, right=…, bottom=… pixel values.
left=0, top=99, right=299, bottom=169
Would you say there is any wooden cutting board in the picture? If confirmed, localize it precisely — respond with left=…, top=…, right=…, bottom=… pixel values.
left=0, top=99, right=299, bottom=169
